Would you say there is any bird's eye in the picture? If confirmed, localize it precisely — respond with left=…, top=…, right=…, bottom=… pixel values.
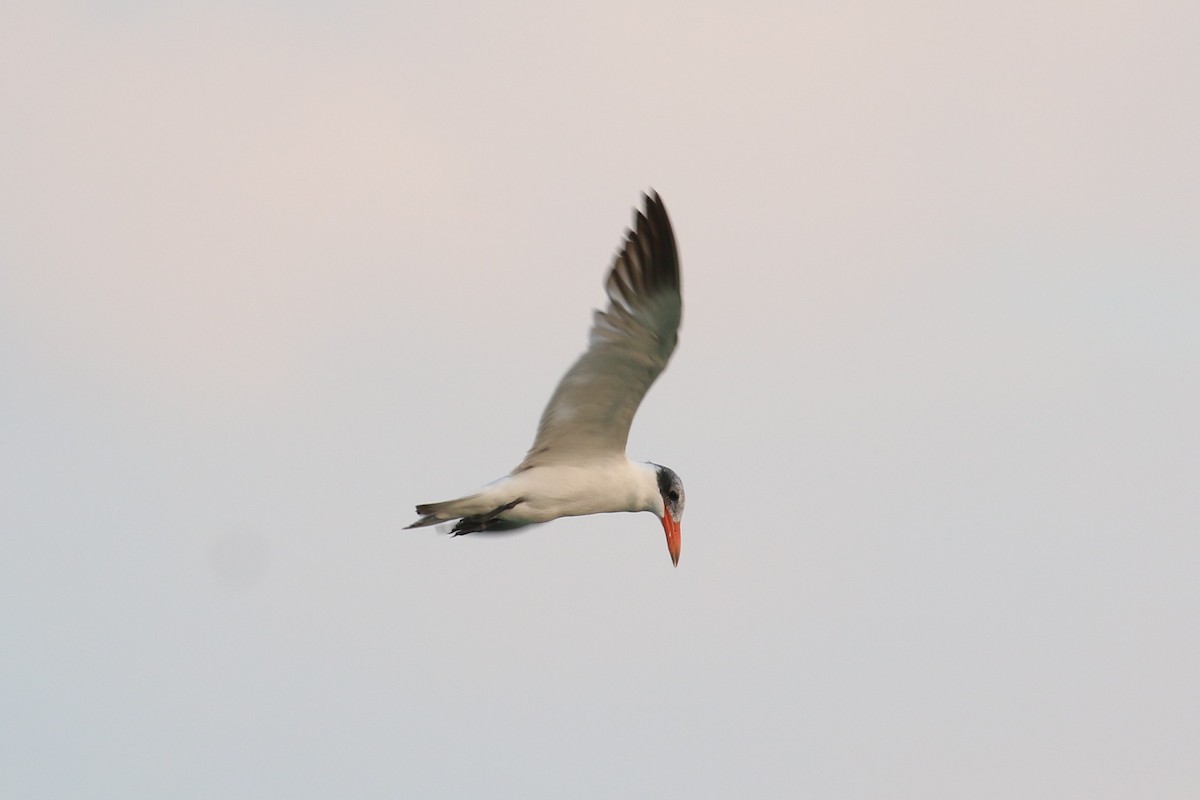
left=668, top=490, right=679, bottom=502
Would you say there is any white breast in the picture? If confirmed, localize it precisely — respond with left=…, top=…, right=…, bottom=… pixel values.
left=484, top=459, right=663, bottom=525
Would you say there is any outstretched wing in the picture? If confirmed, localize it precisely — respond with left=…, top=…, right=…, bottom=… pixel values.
left=515, top=192, right=681, bottom=471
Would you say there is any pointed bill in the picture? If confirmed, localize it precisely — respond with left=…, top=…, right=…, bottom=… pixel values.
left=661, top=508, right=681, bottom=567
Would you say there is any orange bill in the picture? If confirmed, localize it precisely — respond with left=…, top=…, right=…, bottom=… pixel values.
left=661, top=508, right=681, bottom=567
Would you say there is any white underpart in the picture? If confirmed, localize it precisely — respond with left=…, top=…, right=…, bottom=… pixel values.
left=475, top=459, right=664, bottom=525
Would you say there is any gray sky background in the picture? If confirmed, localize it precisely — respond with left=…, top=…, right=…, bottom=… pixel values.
left=3, top=2, right=1198, bottom=797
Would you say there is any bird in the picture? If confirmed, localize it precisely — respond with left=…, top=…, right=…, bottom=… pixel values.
left=406, top=191, right=686, bottom=566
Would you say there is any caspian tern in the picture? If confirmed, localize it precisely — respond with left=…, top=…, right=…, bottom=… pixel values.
left=406, top=191, right=686, bottom=566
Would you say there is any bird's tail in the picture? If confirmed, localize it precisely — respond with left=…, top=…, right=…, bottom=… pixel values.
left=405, top=492, right=528, bottom=536
left=404, top=494, right=489, bottom=529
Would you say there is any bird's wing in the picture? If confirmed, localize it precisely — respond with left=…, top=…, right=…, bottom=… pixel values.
left=515, top=192, right=681, bottom=471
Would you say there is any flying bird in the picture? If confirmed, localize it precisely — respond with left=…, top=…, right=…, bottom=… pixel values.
left=406, top=191, right=686, bottom=566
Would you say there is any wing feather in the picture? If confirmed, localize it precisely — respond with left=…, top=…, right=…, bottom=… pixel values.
left=515, top=192, right=681, bottom=470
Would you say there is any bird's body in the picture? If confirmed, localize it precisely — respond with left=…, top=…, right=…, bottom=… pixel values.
left=417, top=459, right=664, bottom=527
left=406, top=192, right=686, bottom=565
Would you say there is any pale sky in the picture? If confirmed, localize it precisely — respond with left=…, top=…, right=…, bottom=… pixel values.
left=3, top=2, right=1198, bottom=797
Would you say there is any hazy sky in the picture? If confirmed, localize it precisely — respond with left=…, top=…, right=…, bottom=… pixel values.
left=3, top=2, right=1198, bottom=797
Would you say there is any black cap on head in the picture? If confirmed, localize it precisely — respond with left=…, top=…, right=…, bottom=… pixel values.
left=653, top=464, right=685, bottom=520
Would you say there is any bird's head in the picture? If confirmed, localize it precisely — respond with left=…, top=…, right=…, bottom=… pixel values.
left=653, top=464, right=685, bottom=567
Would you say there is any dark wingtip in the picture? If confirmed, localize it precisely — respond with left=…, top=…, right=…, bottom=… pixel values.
left=638, top=190, right=679, bottom=291
left=598, top=190, right=680, bottom=319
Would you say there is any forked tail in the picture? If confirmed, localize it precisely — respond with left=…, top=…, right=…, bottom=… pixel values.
left=404, top=495, right=480, bottom=529
left=405, top=495, right=526, bottom=536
